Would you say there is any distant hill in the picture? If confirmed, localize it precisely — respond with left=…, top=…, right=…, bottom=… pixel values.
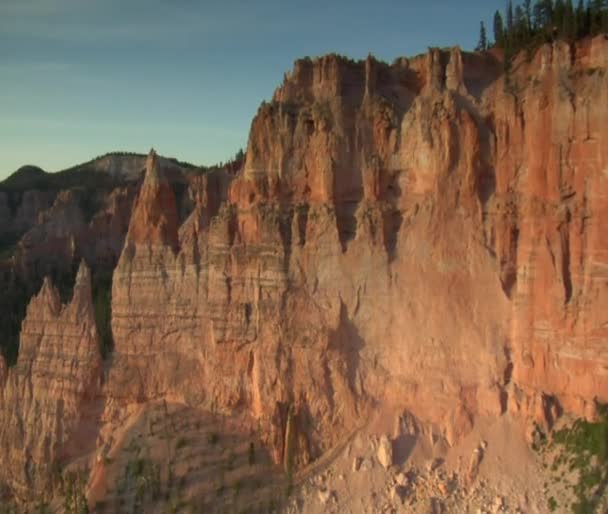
left=0, top=165, right=48, bottom=191
left=0, top=152, right=198, bottom=193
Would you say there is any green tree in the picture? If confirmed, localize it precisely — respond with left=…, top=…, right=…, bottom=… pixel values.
left=494, top=10, right=505, bottom=46
left=576, top=0, right=588, bottom=34
left=542, top=0, right=555, bottom=27
left=563, top=0, right=577, bottom=38
left=533, top=0, right=545, bottom=30
left=507, top=0, right=515, bottom=33
left=532, top=0, right=554, bottom=29
left=477, top=21, right=488, bottom=50
left=514, top=5, right=528, bottom=45
left=62, top=472, right=89, bottom=514
left=63, top=474, right=75, bottom=514
left=590, top=0, right=607, bottom=34
left=555, top=0, right=566, bottom=33
left=524, top=0, right=534, bottom=31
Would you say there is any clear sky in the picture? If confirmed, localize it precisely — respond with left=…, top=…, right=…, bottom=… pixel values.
left=0, top=0, right=503, bottom=177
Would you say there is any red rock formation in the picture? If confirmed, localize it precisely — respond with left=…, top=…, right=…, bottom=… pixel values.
left=2, top=38, right=608, bottom=504
left=125, top=149, right=179, bottom=251
left=109, top=38, right=608, bottom=466
left=80, top=185, right=138, bottom=268
left=0, top=262, right=101, bottom=497
left=108, top=148, right=203, bottom=408
left=13, top=190, right=86, bottom=276
left=493, top=39, right=608, bottom=424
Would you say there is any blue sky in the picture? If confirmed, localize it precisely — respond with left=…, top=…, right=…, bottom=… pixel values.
left=0, top=0, right=503, bottom=177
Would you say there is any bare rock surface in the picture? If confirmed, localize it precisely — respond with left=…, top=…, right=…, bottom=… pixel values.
left=109, top=38, right=608, bottom=470
left=284, top=416, right=549, bottom=513
left=0, top=262, right=102, bottom=497
left=377, top=435, right=394, bottom=469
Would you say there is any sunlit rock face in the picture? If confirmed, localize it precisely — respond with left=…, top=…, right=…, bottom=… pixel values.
left=2, top=37, right=608, bottom=502
left=108, top=37, right=608, bottom=466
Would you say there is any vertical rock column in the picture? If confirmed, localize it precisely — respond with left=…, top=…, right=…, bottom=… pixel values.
left=110, top=148, right=201, bottom=401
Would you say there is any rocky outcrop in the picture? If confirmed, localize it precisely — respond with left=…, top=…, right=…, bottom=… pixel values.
left=90, top=153, right=147, bottom=181
left=12, top=191, right=57, bottom=234
left=79, top=185, right=138, bottom=269
left=0, top=262, right=101, bottom=498
left=488, top=38, right=608, bottom=424
left=109, top=148, right=200, bottom=403
left=125, top=149, right=179, bottom=251
left=90, top=152, right=191, bottom=182
left=9, top=184, right=137, bottom=282
left=14, top=190, right=86, bottom=276
left=0, top=189, right=56, bottom=240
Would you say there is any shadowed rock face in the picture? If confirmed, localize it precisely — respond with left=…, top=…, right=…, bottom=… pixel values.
left=0, top=354, right=6, bottom=388
left=2, top=37, right=608, bottom=501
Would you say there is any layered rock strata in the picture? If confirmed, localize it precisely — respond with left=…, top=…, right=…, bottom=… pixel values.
left=0, top=263, right=102, bottom=498
left=109, top=37, right=608, bottom=468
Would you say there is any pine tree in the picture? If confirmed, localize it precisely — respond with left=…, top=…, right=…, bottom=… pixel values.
left=63, top=474, right=75, bottom=514
left=507, top=0, right=515, bottom=33
left=544, top=0, right=555, bottom=26
left=475, top=0, right=606, bottom=68
left=477, top=21, right=488, bottom=50
left=524, top=0, right=534, bottom=31
left=533, top=0, right=545, bottom=30
left=576, top=0, right=587, bottom=36
left=494, top=10, right=505, bottom=46
left=591, top=0, right=607, bottom=34
left=555, top=0, right=566, bottom=32
left=586, top=1, right=594, bottom=34
left=563, top=0, right=577, bottom=38
left=515, top=5, right=528, bottom=45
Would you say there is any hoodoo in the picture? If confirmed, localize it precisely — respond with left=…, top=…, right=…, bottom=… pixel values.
left=0, top=262, right=101, bottom=498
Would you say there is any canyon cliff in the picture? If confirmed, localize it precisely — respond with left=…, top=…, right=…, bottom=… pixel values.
left=1, top=36, right=607, bottom=509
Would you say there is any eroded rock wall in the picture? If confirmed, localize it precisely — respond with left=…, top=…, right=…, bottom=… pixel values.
left=108, top=37, right=608, bottom=469
left=0, top=263, right=102, bottom=498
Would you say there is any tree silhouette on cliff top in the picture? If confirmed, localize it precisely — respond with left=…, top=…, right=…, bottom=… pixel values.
left=479, top=0, right=608, bottom=66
